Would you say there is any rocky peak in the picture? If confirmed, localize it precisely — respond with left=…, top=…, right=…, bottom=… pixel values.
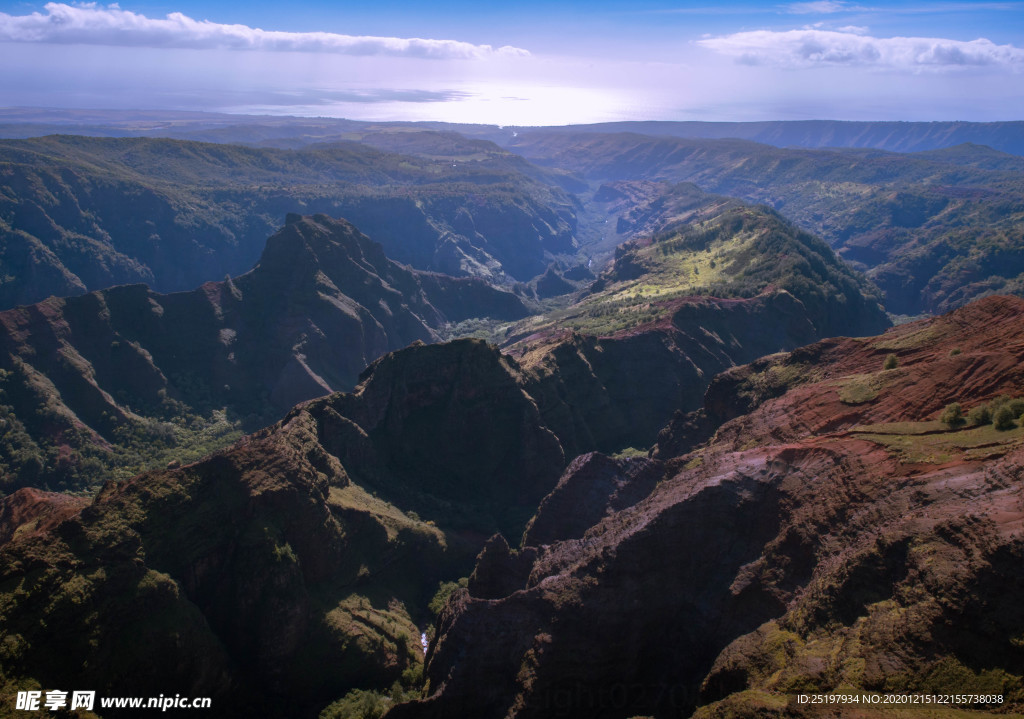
left=308, top=338, right=565, bottom=536
left=467, top=534, right=539, bottom=600
left=0, top=214, right=530, bottom=492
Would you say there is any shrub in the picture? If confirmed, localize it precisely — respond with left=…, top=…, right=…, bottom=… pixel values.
left=994, top=405, right=1016, bottom=431
left=949, top=348, right=962, bottom=356
left=883, top=354, right=899, bottom=370
left=318, top=662, right=424, bottom=718
left=1007, top=398, right=1024, bottom=418
left=968, top=404, right=992, bottom=426
left=319, top=689, right=390, bottom=719
left=429, top=577, right=468, bottom=616
left=990, top=394, right=1013, bottom=411
left=940, top=402, right=965, bottom=428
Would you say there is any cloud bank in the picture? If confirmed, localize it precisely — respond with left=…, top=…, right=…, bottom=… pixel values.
left=700, top=28, right=1024, bottom=69
left=0, top=2, right=529, bottom=59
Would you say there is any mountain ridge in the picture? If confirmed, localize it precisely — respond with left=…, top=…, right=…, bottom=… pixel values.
left=3, top=110, right=1023, bottom=155
left=399, top=295, right=1024, bottom=719
left=506, top=133, right=1024, bottom=315
left=1, top=292, right=1020, bottom=717
left=0, top=134, right=577, bottom=309
left=0, top=214, right=529, bottom=491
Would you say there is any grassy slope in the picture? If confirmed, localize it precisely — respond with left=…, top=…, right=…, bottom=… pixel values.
left=508, top=132, right=1024, bottom=316
left=501, top=192, right=886, bottom=345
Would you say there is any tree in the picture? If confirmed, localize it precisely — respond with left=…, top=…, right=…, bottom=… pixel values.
left=994, top=405, right=1016, bottom=431
left=940, top=402, right=965, bottom=428
left=883, top=353, right=899, bottom=370
left=1008, top=398, right=1024, bottom=418
left=968, top=403, right=992, bottom=426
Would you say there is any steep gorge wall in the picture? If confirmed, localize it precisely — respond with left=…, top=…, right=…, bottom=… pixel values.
left=397, top=296, right=1024, bottom=719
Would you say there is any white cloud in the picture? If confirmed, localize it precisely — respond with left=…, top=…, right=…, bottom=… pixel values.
left=699, top=28, right=1024, bottom=69
left=0, top=2, right=529, bottom=59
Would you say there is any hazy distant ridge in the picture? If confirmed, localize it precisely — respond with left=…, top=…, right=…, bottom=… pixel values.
left=520, top=120, right=1024, bottom=156
left=1, top=110, right=1023, bottom=156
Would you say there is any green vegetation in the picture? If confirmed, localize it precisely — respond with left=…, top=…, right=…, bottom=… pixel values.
left=883, top=353, right=899, bottom=370
left=319, top=668, right=423, bottom=719
left=940, top=402, right=965, bottom=428
left=437, top=316, right=519, bottom=344
left=0, top=134, right=577, bottom=310
left=319, top=689, right=394, bottom=719
left=429, top=577, right=469, bottom=617
left=610, top=446, right=650, bottom=459
left=853, top=415, right=1024, bottom=463
left=994, top=404, right=1017, bottom=430
left=839, top=376, right=881, bottom=405
left=992, top=394, right=1024, bottom=418
left=735, top=356, right=818, bottom=407
left=876, top=326, right=942, bottom=352
left=515, top=131, right=1024, bottom=316
left=328, top=485, right=446, bottom=549
left=940, top=394, right=1024, bottom=434
left=968, top=403, right=993, bottom=426
left=505, top=201, right=886, bottom=341
left=837, top=370, right=896, bottom=406
left=914, top=657, right=1022, bottom=699
left=0, top=367, right=245, bottom=493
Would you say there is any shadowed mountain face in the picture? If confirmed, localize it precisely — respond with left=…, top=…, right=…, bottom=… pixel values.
left=0, top=354, right=543, bottom=716
left=0, top=214, right=529, bottom=491
left=1, top=289, right=1019, bottom=717
left=0, top=177, right=893, bottom=492
left=0, top=135, right=576, bottom=309
left=0, top=276, right=890, bottom=718
left=3, top=176, right=898, bottom=493
left=396, top=295, right=1024, bottom=719
left=0, top=338, right=570, bottom=718
left=515, top=292, right=823, bottom=458
left=507, top=132, right=1024, bottom=316
left=493, top=185, right=889, bottom=457
left=3, top=115, right=1021, bottom=719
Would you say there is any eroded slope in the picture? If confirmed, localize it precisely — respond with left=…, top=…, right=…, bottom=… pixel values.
left=401, top=296, right=1024, bottom=719
left=0, top=214, right=528, bottom=491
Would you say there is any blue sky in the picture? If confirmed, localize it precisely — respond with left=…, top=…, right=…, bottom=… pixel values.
left=3, top=0, right=1024, bottom=124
